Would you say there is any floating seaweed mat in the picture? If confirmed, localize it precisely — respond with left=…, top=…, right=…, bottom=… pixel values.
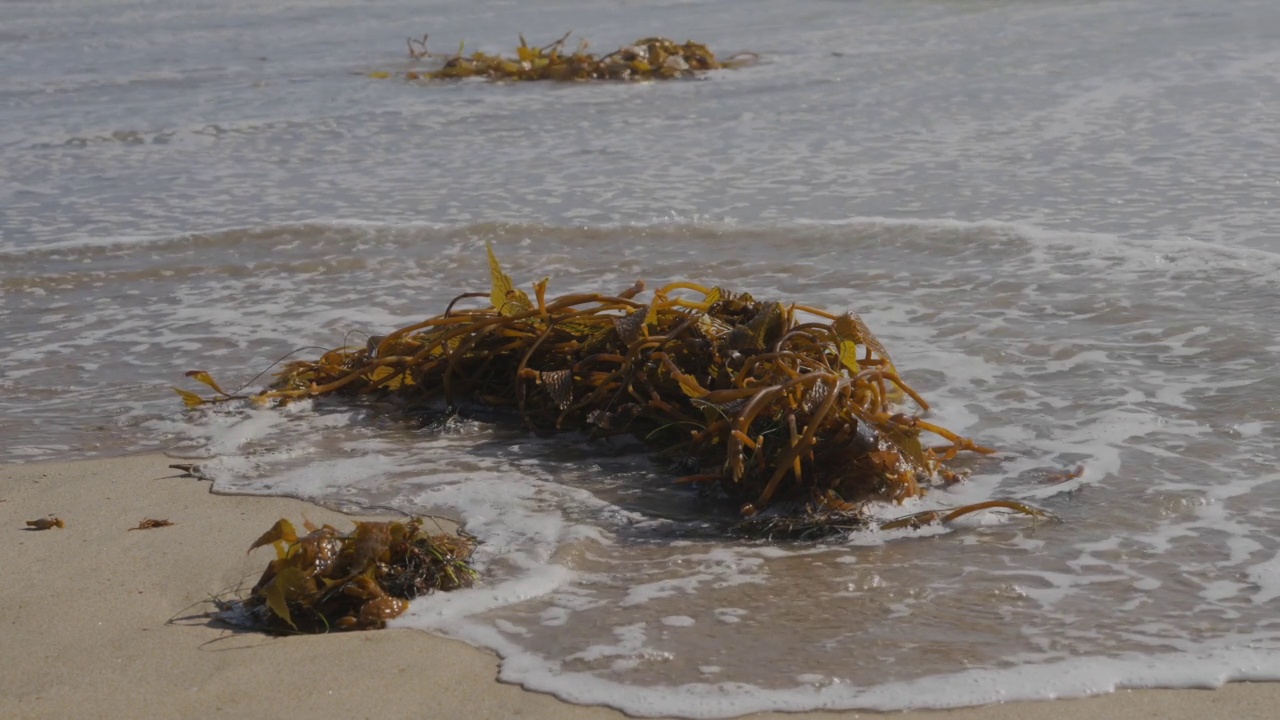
left=368, top=32, right=756, bottom=82
left=179, top=245, right=1052, bottom=536
left=220, top=517, right=478, bottom=634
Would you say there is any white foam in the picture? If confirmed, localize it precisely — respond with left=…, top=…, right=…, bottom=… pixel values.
left=477, top=644, right=1280, bottom=717
left=1246, top=554, right=1280, bottom=606
left=397, top=565, right=576, bottom=628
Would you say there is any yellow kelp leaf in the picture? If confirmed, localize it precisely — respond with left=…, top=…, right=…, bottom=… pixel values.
left=368, top=365, right=405, bottom=389
left=644, top=301, right=659, bottom=327
left=367, top=71, right=391, bottom=79
left=248, top=518, right=298, bottom=554
left=676, top=372, right=709, bottom=399
left=838, top=339, right=860, bottom=375
left=883, top=426, right=928, bottom=470
left=185, top=369, right=231, bottom=396
left=658, top=355, right=708, bottom=398
left=834, top=312, right=891, bottom=363
left=173, top=387, right=205, bottom=408
left=534, top=277, right=549, bottom=315
left=437, top=62, right=477, bottom=79
left=485, top=242, right=532, bottom=315
left=263, top=565, right=308, bottom=629
left=503, top=288, right=534, bottom=314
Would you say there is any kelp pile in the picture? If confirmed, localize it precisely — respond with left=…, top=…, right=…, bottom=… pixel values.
left=181, top=246, right=1050, bottom=534
left=371, top=32, right=753, bottom=82
left=224, top=517, right=477, bottom=633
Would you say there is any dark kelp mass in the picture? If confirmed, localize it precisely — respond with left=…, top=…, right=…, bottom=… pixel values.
left=369, top=32, right=754, bottom=82
left=222, top=517, right=478, bottom=634
left=180, top=246, right=1051, bottom=538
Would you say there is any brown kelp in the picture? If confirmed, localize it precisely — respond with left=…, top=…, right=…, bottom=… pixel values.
left=179, top=246, right=1050, bottom=534
left=25, top=516, right=65, bottom=530
left=128, top=518, right=175, bottom=531
left=370, top=32, right=755, bottom=82
left=224, top=517, right=478, bottom=634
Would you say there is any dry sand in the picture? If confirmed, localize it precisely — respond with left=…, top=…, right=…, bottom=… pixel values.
left=2, top=453, right=1273, bottom=719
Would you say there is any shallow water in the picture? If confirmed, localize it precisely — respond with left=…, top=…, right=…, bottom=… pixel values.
left=3, top=0, right=1280, bottom=716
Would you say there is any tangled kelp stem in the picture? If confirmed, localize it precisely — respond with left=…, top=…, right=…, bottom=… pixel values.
left=179, top=245, right=1051, bottom=535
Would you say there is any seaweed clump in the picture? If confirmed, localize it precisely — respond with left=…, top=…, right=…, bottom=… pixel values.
left=181, top=246, right=1050, bottom=534
left=223, top=517, right=477, bottom=633
left=25, top=516, right=65, bottom=530
left=373, top=32, right=754, bottom=82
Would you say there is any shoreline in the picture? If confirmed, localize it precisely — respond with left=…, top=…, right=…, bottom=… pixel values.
left=2, top=453, right=1273, bottom=719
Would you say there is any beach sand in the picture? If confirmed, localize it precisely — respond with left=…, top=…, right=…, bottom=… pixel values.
left=2, top=454, right=1272, bottom=719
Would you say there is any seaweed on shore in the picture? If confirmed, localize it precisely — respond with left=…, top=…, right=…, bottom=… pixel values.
left=129, top=518, right=175, bottom=531
left=370, top=32, right=755, bottom=83
left=180, top=245, right=1052, bottom=537
left=25, top=516, right=65, bottom=530
left=222, top=517, right=477, bottom=634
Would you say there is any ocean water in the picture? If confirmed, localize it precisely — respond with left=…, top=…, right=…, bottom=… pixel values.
left=3, top=0, right=1280, bottom=716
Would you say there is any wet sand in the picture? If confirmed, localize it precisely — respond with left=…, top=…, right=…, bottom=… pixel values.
left=2, top=454, right=1272, bottom=719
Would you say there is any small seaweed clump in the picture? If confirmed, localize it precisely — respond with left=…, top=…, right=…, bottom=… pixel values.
left=376, top=32, right=753, bottom=82
left=25, top=516, right=65, bottom=530
left=224, top=517, right=477, bottom=633
left=181, top=245, right=1051, bottom=535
